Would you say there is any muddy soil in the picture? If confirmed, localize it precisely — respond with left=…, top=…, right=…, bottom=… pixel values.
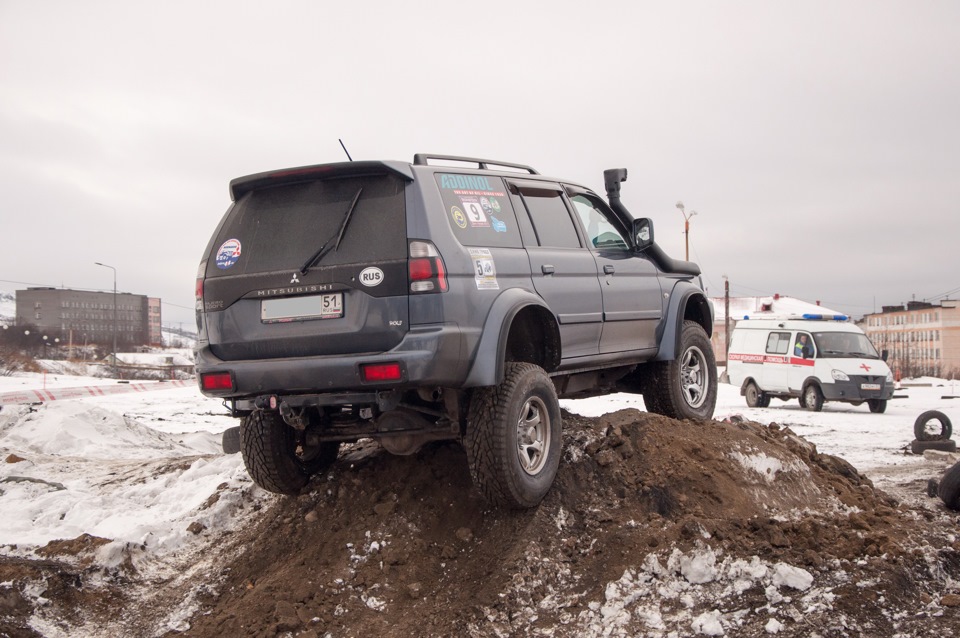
left=4, top=410, right=960, bottom=637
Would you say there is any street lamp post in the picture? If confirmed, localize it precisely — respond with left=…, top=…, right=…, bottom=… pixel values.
left=94, top=262, right=118, bottom=374
left=676, top=201, right=698, bottom=261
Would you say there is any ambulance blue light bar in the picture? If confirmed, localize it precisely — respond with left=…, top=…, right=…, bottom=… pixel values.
left=801, top=313, right=848, bottom=321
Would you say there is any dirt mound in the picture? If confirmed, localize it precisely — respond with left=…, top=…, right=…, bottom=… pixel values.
left=168, top=410, right=960, bottom=637
left=5, top=410, right=960, bottom=637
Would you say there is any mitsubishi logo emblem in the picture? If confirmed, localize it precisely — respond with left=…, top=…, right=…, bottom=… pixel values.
left=859, top=363, right=871, bottom=372
left=290, top=273, right=300, bottom=284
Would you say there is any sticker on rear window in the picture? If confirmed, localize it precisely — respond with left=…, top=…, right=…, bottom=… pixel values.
left=460, top=197, right=490, bottom=227
left=469, top=248, right=499, bottom=290
left=216, top=239, right=242, bottom=269
left=451, top=206, right=468, bottom=229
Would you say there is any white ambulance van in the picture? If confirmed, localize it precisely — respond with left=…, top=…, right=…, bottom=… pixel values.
left=726, top=314, right=894, bottom=413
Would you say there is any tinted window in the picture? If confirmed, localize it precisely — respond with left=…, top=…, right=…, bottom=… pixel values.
left=436, top=173, right=522, bottom=249
left=208, top=174, right=406, bottom=277
left=516, top=186, right=581, bottom=249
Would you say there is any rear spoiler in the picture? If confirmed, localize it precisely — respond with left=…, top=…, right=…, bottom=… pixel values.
left=229, top=160, right=414, bottom=201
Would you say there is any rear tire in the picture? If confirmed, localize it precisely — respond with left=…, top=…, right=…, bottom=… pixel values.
left=465, top=362, right=562, bottom=509
left=644, top=321, right=717, bottom=420
left=240, top=410, right=340, bottom=495
left=867, top=399, right=887, bottom=414
left=745, top=382, right=771, bottom=409
left=745, top=382, right=760, bottom=408
left=802, top=384, right=824, bottom=412
left=914, top=410, right=953, bottom=441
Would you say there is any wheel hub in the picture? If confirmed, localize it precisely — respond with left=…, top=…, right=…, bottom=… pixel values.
left=516, top=396, right=550, bottom=475
left=680, top=346, right=708, bottom=408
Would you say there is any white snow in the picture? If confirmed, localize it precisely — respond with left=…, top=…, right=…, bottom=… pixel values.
left=0, top=365, right=957, bottom=635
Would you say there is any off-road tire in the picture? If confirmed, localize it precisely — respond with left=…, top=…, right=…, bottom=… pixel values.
left=937, top=461, right=960, bottom=511
left=914, top=410, right=953, bottom=441
left=643, top=321, right=717, bottom=421
left=910, top=439, right=957, bottom=454
left=803, top=384, right=824, bottom=412
left=465, top=362, right=562, bottom=509
left=240, top=410, right=340, bottom=495
left=222, top=425, right=241, bottom=454
left=867, top=399, right=887, bottom=414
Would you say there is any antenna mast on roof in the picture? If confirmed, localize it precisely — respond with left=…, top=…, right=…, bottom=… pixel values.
left=339, top=139, right=353, bottom=162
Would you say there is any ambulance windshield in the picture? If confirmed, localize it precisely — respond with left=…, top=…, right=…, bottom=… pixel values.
left=812, top=332, right=880, bottom=359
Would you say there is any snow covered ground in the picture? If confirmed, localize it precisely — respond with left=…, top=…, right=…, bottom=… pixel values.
left=0, top=370, right=958, bottom=634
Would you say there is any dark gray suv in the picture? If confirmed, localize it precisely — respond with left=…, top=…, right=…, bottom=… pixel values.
left=195, top=154, right=716, bottom=508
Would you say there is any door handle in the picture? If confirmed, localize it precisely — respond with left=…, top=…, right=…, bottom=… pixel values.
left=541, top=264, right=555, bottom=275
left=603, top=265, right=615, bottom=275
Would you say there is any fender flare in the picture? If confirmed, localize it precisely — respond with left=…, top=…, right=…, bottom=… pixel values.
left=462, top=288, right=558, bottom=388
left=738, top=377, right=759, bottom=396
left=654, top=282, right=713, bottom=361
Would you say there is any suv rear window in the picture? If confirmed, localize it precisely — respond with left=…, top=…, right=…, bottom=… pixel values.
left=436, top=173, right=522, bottom=249
left=207, top=174, right=406, bottom=277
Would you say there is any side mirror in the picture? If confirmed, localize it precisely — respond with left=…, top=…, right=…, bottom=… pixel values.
left=881, top=349, right=889, bottom=362
left=632, top=218, right=654, bottom=251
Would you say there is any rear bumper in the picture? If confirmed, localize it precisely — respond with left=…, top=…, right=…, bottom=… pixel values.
left=195, top=323, right=463, bottom=400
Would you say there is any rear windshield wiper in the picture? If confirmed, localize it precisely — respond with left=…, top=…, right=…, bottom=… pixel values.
left=299, top=188, right=363, bottom=275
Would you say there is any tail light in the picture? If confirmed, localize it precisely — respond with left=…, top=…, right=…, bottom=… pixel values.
left=200, top=371, right=234, bottom=391
left=408, top=240, right=448, bottom=293
left=361, top=362, right=403, bottom=382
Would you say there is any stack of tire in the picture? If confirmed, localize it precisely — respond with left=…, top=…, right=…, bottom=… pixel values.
left=911, top=410, right=955, bottom=454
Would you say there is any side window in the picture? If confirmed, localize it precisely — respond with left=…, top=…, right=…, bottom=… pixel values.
left=793, top=332, right=815, bottom=358
left=569, top=194, right=630, bottom=250
left=765, top=331, right=790, bottom=355
left=435, top=173, right=522, bottom=249
left=514, top=185, right=581, bottom=249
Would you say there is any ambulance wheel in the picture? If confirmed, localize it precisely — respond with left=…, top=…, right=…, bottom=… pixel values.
left=867, top=399, right=887, bottom=414
left=745, top=382, right=762, bottom=408
left=802, top=385, right=824, bottom=412
left=914, top=410, right=952, bottom=441
left=937, top=461, right=960, bottom=511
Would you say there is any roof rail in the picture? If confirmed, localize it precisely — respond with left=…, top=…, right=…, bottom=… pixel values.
left=412, top=153, right=539, bottom=175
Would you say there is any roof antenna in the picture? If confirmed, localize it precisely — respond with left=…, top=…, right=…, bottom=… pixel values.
left=339, top=138, right=353, bottom=162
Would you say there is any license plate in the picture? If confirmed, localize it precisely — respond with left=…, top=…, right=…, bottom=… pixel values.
left=860, top=383, right=881, bottom=391
left=261, top=293, right=343, bottom=323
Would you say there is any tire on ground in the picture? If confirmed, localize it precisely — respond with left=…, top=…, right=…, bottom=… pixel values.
left=803, top=384, right=824, bottom=412
left=937, top=461, right=960, bottom=511
left=240, top=410, right=340, bottom=495
left=222, top=425, right=241, bottom=454
left=644, top=321, right=718, bottom=421
left=745, top=382, right=761, bottom=408
left=867, top=399, right=887, bottom=414
left=465, top=362, right=562, bottom=509
left=913, top=410, right=953, bottom=441
left=910, top=438, right=957, bottom=455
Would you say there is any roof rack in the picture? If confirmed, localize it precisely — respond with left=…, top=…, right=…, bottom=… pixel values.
left=412, top=153, right=539, bottom=175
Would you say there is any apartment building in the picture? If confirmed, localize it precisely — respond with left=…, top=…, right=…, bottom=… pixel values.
left=861, top=300, right=960, bottom=379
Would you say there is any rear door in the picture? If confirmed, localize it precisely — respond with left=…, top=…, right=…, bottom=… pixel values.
left=762, top=330, right=792, bottom=391
left=507, top=179, right=602, bottom=359
left=201, top=170, right=410, bottom=361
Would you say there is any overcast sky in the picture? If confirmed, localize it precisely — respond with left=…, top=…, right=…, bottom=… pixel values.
left=2, top=0, right=959, bottom=329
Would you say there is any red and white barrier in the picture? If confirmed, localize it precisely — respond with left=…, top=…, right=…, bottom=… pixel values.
left=0, top=380, right=194, bottom=406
